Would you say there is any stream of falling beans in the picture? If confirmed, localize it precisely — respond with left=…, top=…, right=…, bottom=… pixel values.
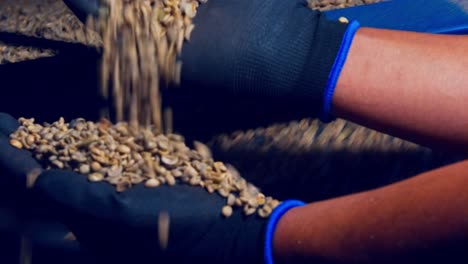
left=87, top=0, right=204, bottom=133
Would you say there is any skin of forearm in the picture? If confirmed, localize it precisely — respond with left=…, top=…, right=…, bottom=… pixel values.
left=332, top=28, right=468, bottom=152
left=273, top=159, right=468, bottom=263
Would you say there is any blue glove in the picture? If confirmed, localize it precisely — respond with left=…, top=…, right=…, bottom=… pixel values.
left=0, top=112, right=305, bottom=264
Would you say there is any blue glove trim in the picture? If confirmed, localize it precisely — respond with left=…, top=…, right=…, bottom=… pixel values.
left=264, top=199, right=306, bottom=264
left=320, top=20, right=361, bottom=123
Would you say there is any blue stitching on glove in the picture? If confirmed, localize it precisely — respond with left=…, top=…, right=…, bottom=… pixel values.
left=320, top=20, right=361, bottom=123
left=264, top=199, right=306, bottom=264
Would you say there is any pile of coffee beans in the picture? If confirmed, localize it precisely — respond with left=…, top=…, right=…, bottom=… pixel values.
left=10, top=117, right=281, bottom=218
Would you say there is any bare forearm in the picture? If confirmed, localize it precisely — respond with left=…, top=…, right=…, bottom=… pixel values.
left=273, top=160, right=468, bottom=263
left=333, top=28, right=468, bottom=152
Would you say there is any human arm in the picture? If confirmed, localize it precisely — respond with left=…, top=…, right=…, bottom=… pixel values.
left=332, top=28, right=468, bottom=152
left=274, top=158, right=468, bottom=264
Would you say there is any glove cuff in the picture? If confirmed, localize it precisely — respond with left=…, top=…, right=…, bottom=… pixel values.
left=264, top=199, right=306, bottom=264
left=320, top=19, right=361, bottom=122
left=296, top=15, right=360, bottom=120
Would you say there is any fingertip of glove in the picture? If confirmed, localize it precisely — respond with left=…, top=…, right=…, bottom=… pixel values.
left=0, top=112, right=19, bottom=136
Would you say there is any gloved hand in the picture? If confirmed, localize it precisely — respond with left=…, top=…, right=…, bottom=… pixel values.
left=0, top=112, right=96, bottom=264
left=0, top=112, right=305, bottom=264
left=63, top=0, right=360, bottom=122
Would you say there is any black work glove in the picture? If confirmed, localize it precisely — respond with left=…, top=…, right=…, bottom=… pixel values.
left=63, top=0, right=358, bottom=122
left=182, top=0, right=348, bottom=110
left=0, top=112, right=305, bottom=264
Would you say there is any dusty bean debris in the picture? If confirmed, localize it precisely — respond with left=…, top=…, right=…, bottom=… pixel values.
left=10, top=117, right=281, bottom=218
left=308, top=0, right=384, bottom=11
